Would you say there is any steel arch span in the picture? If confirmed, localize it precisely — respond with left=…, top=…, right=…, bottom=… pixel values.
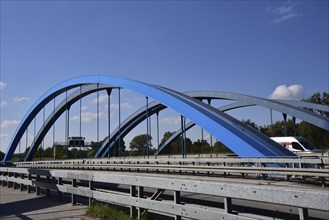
left=19, top=85, right=329, bottom=160
left=96, top=91, right=328, bottom=158
left=22, top=85, right=328, bottom=159
left=4, top=75, right=300, bottom=161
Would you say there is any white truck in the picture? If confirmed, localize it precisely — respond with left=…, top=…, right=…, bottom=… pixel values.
left=270, top=136, right=322, bottom=154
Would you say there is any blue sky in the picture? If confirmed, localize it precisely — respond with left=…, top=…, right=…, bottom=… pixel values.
left=0, top=0, right=328, bottom=154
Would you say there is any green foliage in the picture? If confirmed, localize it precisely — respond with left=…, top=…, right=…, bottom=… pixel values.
left=159, top=131, right=180, bottom=155
left=86, top=204, right=131, bottom=220
left=213, top=141, right=234, bottom=154
left=260, top=119, right=297, bottom=137
left=303, top=92, right=329, bottom=117
left=159, top=131, right=194, bottom=155
left=242, top=119, right=260, bottom=131
left=298, top=122, right=329, bottom=150
left=0, top=151, right=4, bottom=160
left=129, top=134, right=152, bottom=155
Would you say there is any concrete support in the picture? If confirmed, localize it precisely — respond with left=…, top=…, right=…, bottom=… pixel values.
left=224, top=197, right=232, bottom=214
left=27, top=174, right=32, bottom=193
left=130, top=185, right=137, bottom=218
left=46, top=176, right=50, bottom=197
left=58, top=177, right=62, bottom=201
left=174, top=191, right=181, bottom=220
left=71, top=179, right=77, bottom=205
left=137, top=186, right=144, bottom=220
left=88, top=180, right=94, bottom=206
left=299, top=208, right=309, bottom=220
left=13, top=173, right=18, bottom=189
left=7, top=172, right=11, bottom=188
left=20, top=173, right=24, bottom=191
left=36, top=175, right=40, bottom=195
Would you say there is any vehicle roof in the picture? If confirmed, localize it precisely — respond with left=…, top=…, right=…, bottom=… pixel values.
left=270, top=136, right=303, bottom=141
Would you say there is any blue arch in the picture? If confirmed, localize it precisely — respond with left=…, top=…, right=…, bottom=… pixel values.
left=97, top=92, right=328, bottom=158
left=4, top=75, right=296, bottom=161
left=24, top=84, right=114, bottom=161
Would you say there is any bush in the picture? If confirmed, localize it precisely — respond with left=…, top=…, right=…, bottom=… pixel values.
left=86, top=204, right=131, bottom=220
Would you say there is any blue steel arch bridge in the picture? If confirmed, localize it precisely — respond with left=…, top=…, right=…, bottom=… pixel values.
left=3, top=76, right=329, bottom=162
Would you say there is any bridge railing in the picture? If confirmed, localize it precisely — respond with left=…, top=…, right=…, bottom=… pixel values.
left=1, top=167, right=328, bottom=220
left=14, top=155, right=329, bottom=167
left=13, top=156, right=329, bottom=184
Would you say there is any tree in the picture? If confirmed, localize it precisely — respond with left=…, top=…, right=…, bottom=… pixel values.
left=111, top=137, right=126, bottom=157
left=159, top=131, right=193, bottom=155
left=298, top=122, right=329, bottom=150
left=189, top=139, right=211, bottom=154
left=159, top=131, right=180, bottom=155
left=242, top=119, right=260, bottom=131
left=303, top=92, right=329, bottom=117
left=43, top=147, right=53, bottom=158
left=0, top=151, right=5, bottom=160
left=260, top=119, right=297, bottom=137
left=213, top=141, right=234, bottom=154
left=129, top=134, right=152, bottom=155
left=299, top=92, right=329, bottom=150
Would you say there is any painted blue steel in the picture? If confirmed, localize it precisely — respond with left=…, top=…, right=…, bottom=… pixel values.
left=18, top=82, right=327, bottom=160
left=154, top=86, right=293, bottom=156
left=97, top=104, right=165, bottom=158
left=184, top=91, right=329, bottom=131
left=25, top=85, right=324, bottom=159
left=155, top=102, right=261, bottom=156
left=98, top=82, right=295, bottom=157
left=24, top=84, right=113, bottom=161
left=98, top=92, right=328, bottom=158
left=275, top=99, right=329, bottom=112
left=9, top=76, right=324, bottom=161
left=10, top=75, right=326, bottom=160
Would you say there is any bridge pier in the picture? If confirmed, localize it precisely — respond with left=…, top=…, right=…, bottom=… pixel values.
left=130, top=185, right=137, bottom=218
left=71, top=179, right=77, bottom=205
left=46, top=176, right=50, bottom=197
left=137, top=186, right=144, bottom=220
left=13, top=173, right=18, bottom=189
left=19, top=173, right=24, bottom=191
left=27, top=174, right=32, bottom=193
left=224, top=197, right=232, bottom=214
left=58, top=177, right=62, bottom=201
left=299, top=208, right=309, bottom=220
left=174, top=191, right=181, bottom=220
left=36, top=174, right=40, bottom=195
left=88, top=180, right=94, bottom=206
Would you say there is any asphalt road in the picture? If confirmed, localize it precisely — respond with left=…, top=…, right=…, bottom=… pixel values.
left=0, top=187, right=95, bottom=220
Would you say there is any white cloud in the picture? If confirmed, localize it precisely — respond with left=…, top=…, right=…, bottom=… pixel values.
left=269, top=84, right=305, bottom=100
left=272, top=12, right=299, bottom=23
left=273, top=1, right=294, bottom=14
left=91, top=94, right=109, bottom=104
left=0, top=101, right=9, bottom=108
left=1, top=120, right=20, bottom=128
left=0, top=81, right=6, bottom=90
left=269, top=1, right=301, bottom=24
left=14, top=96, right=30, bottom=102
left=71, top=112, right=105, bottom=123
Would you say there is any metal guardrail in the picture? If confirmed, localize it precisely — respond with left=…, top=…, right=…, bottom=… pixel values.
left=1, top=167, right=328, bottom=220
left=13, top=156, right=329, bottom=184
left=14, top=155, right=329, bottom=166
